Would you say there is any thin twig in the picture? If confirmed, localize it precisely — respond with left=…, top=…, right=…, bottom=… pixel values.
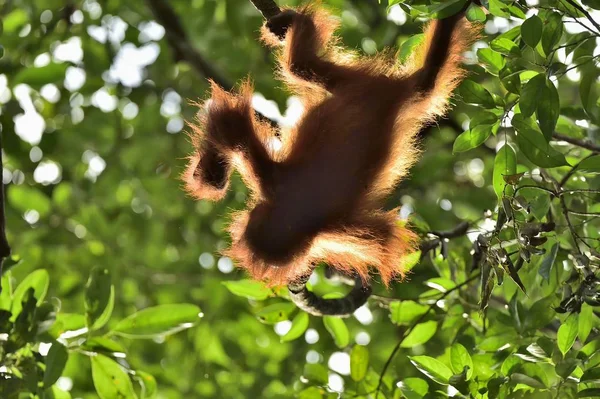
left=419, top=221, right=470, bottom=255
left=374, top=273, right=480, bottom=396
left=249, top=0, right=281, bottom=19
left=145, top=0, right=232, bottom=89
left=567, top=210, right=600, bottom=217
left=563, top=0, right=600, bottom=34
left=552, top=132, right=600, bottom=153
left=560, top=154, right=596, bottom=187
left=513, top=184, right=557, bottom=196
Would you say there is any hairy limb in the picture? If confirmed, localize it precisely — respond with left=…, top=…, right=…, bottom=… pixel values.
left=204, top=81, right=276, bottom=197
left=183, top=140, right=232, bottom=201
left=415, top=11, right=469, bottom=92
left=262, top=6, right=351, bottom=90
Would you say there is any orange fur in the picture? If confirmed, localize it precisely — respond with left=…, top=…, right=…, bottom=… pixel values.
left=183, top=3, right=480, bottom=286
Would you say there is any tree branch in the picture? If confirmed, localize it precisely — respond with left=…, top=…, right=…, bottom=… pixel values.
left=419, top=221, right=470, bottom=255
left=249, top=0, right=281, bottom=19
left=560, top=154, right=597, bottom=187
left=552, top=132, right=600, bottom=153
left=563, top=0, right=600, bottom=34
left=288, top=272, right=371, bottom=317
left=375, top=273, right=479, bottom=396
left=145, top=0, right=232, bottom=90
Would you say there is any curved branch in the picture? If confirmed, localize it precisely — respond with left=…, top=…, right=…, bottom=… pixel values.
left=288, top=272, right=372, bottom=317
left=145, top=0, right=232, bottom=90
left=249, top=0, right=281, bottom=19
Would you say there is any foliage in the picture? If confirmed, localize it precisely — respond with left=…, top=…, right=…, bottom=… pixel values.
left=1, top=0, right=600, bottom=398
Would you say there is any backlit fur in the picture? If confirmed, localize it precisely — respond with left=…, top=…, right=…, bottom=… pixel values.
left=183, top=3, right=479, bottom=286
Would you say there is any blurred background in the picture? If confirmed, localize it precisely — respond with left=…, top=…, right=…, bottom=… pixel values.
left=2, top=0, right=600, bottom=398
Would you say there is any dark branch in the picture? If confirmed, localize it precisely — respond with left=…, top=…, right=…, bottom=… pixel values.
left=288, top=272, right=372, bottom=317
left=419, top=221, right=470, bottom=255
left=249, top=0, right=281, bottom=19
left=560, top=154, right=597, bottom=187
left=0, top=132, right=11, bottom=291
left=563, top=0, right=600, bottom=34
left=145, top=0, right=232, bottom=90
left=552, top=132, right=600, bottom=153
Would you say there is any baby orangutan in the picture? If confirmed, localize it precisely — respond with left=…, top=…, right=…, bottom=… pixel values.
left=183, top=2, right=478, bottom=313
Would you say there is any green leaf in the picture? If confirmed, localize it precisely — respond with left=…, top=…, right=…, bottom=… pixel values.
left=520, top=74, right=546, bottom=118
left=459, top=81, right=496, bottom=108
left=111, top=304, right=202, bottom=338
left=323, top=316, right=350, bottom=348
left=510, top=373, right=546, bottom=389
left=401, top=321, right=438, bottom=348
left=450, top=343, right=474, bottom=380
left=581, top=367, right=600, bottom=384
left=91, top=354, right=137, bottom=399
left=83, top=337, right=126, bottom=355
left=500, top=65, right=522, bottom=94
left=582, top=0, right=600, bottom=10
left=3, top=9, right=27, bottom=33
left=281, top=312, right=309, bottom=342
left=8, top=185, right=52, bottom=217
left=135, top=371, right=157, bottom=399
left=409, top=355, right=453, bottom=385
left=11, top=269, right=50, bottom=318
left=493, top=144, right=517, bottom=200
left=539, top=243, right=558, bottom=281
left=429, top=0, right=468, bottom=19
left=14, top=63, right=69, bottom=90
left=579, top=303, right=594, bottom=344
left=303, top=363, right=329, bottom=385
left=400, top=250, right=421, bottom=272
left=556, top=358, right=579, bottom=379
left=488, top=0, right=510, bottom=17
left=558, top=313, right=579, bottom=356
left=222, top=280, right=271, bottom=300
left=541, top=12, right=564, bottom=56
left=579, top=388, right=600, bottom=398
left=470, top=111, right=499, bottom=128
left=580, top=67, right=600, bottom=123
left=350, top=345, right=369, bottom=382
left=466, top=4, right=486, bottom=22
left=490, top=37, right=519, bottom=55
left=84, top=268, right=114, bottom=331
left=255, top=302, right=295, bottom=324
left=538, top=78, right=560, bottom=140
left=49, top=313, right=86, bottom=338
left=0, top=273, right=11, bottom=310
left=513, top=114, right=569, bottom=168
left=43, top=342, right=69, bottom=388
left=399, top=34, right=424, bottom=63
left=453, top=125, right=493, bottom=153
left=578, top=155, right=600, bottom=173
left=526, top=296, right=557, bottom=331
left=399, top=377, right=429, bottom=399
left=521, top=15, right=543, bottom=47
left=478, top=48, right=506, bottom=75
left=389, top=301, right=429, bottom=325
left=43, top=386, right=72, bottom=399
